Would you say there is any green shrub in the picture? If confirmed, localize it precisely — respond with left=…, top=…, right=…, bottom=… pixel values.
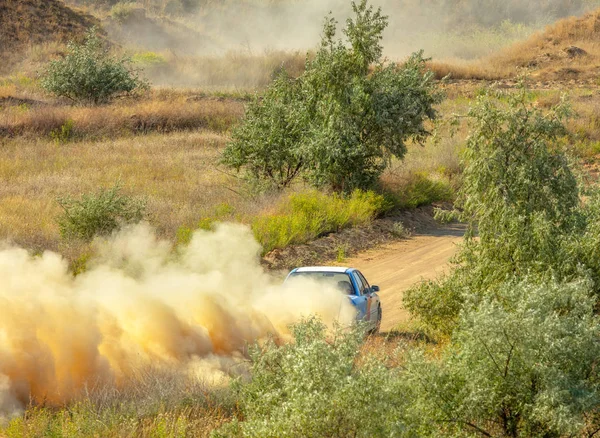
left=57, top=183, right=146, bottom=241
left=214, top=318, right=410, bottom=437
left=40, top=28, right=149, bottom=104
left=176, top=226, right=193, bottom=245
left=251, top=190, right=388, bottom=253
left=406, top=278, right=600, bottom=437
left=391, top=222, right=410, bottom=238
left=222, top=0, right=442, bottom=193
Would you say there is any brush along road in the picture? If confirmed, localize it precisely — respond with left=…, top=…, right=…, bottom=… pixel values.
left=343, top=223, right=466, bottom=332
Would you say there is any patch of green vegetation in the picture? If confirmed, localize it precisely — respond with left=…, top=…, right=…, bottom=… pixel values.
left=391, top=221, right=410, bottom=238
left=70, top=251, right=92, bottom=276
left=214, top=318, right=408, bottom=437
left=404, top=86, right=599, bottom=337
left=57, top=182, right=147, bottom=241
left=50, top=119, right=75, bottom=144
left=252, top=190, right=389, bottom=254
left=393, top=172, right=454, bottom=209
left=131, top=51, right=167, bottom=66
left=335, top=244, right=348, bottom=262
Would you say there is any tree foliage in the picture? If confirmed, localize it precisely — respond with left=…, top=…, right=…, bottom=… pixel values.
left=403, top=88, right=600, bottom=336
left=222, top=0, right=441, bottom=192
left=406, top=279, right=600, bottom=437
left=221, top=73, right=305, bottom=190
left=41, top=28, right=149, bottom=104
left=214, top=318, right=410, bottom=437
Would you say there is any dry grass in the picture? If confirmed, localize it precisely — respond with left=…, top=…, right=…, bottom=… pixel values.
left=429, top=9, right=600, bottom=82
left=0, top=92, right=245, bottom=139
left=2, top=85, right=599, bottom=264
left=0, top=131, right=247, bottom=254
left=0, top=0, right=97, bottom=74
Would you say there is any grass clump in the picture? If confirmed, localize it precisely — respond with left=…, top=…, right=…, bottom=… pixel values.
left=393, top=172, right=454, bottom=209
left=110, top=3, right=139, bottom=23
left=252, top=190, right=389, bottom=253
left=57, top=183, right=146, bottom=241
left=49, top=119, right=75, bottom=144
left=132, top=51, right=168, bottom=66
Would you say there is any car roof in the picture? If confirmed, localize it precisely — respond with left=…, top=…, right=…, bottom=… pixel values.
left=293, top=266, right=352, bottom=273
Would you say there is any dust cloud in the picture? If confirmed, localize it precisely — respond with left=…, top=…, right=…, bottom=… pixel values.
left=141, top=0, right=600, bottom=58
left=0, top=223, right=355, bottom=416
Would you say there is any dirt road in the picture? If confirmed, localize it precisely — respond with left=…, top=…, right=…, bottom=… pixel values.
left=344, top=223, right=465, bottom=331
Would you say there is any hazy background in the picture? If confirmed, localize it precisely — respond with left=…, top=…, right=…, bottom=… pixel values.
left=66, top=0, right=600, bottom=58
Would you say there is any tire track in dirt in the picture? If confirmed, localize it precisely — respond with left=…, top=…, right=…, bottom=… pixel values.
left=344, top=223, right=466, bottom=332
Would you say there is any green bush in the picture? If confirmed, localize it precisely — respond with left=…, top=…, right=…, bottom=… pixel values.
left=214, top=318, right=410, bottom=437
left=222, top=0, right=442, bottom=193
left=57, top=183, right=146, bottom=241
left=251, top=190, right=389, bottom=253
left=40, top=28, right=149, bottom=104
left=406, top=278, right=600, bottom=437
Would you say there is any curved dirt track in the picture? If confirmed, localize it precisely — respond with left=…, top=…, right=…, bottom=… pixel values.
left=344, top=223, right=466, bottom=332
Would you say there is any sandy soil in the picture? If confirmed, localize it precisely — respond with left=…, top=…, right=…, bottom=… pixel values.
left=344, top=223, right=466, bottom=332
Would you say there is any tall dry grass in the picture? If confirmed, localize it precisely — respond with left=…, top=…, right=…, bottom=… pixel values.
left=2, top=83, right=598, bottom=267
left=0, top=132, right=244, bottom=253
left=428, top=9, right=600, bottom=81
left=0, top=93, right=244, bottom=139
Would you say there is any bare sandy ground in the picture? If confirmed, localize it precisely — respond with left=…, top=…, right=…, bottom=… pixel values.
left=344, top=223, right=466, bottom=332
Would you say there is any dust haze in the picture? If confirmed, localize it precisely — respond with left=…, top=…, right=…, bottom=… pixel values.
left=103, top=0, right=600, bottom=87
left=0, top=223, right=355, bottom=417
left=113, top=0, right=600, bottom=58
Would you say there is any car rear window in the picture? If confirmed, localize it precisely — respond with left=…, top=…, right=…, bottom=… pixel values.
left=287, top=272, right=354, bottom=295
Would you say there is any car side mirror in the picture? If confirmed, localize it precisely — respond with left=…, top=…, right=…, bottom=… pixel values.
left=371, top=285, right=380, bottom=292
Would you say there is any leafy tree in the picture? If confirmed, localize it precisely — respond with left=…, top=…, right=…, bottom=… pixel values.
left=404, top=88, right=587, bottom=336
left=41, top=28, right=149, bottom=104
left=406, top=279, right=600, bottom=437
left=222, top=0, right=441, bottom=192
left=222, top=72, right=305, bottom=190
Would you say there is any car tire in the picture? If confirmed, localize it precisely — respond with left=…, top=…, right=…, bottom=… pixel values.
left=371, top=306, right=382, bottom=334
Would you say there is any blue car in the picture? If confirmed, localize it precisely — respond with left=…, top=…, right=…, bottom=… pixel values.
left=285, top=266, right=382, bottom=333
